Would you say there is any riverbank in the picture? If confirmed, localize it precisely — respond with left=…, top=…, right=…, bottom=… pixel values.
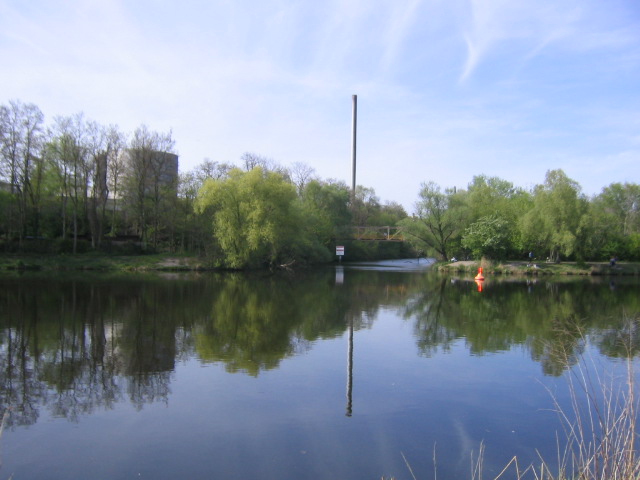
left=438, top=259, right=640, bottom=275
left=2, top=254, right=639, bottom=276
left=0, top=253, right=212, bottom=272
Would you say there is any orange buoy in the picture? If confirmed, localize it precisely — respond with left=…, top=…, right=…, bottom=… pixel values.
left=475, top=267, right=485, bottom=281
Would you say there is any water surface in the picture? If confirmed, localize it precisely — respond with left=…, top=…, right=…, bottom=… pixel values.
left=0, top=262, right=638, bottom=479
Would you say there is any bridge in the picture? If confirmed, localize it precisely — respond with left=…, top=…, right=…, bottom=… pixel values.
left=349, top=226, right=405, bottom=242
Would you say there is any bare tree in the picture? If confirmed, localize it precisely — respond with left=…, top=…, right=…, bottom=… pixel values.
left=241, top=152, right=270, bottom=171
left=148, top=130, right=176, bottom=250
left=124, top=125, right=177, bottom=249
left=240, top=152, right=289, bottom=179
left=0, top=100, right=45, bottom=244
left=194, top=158, right=232, bottom=185
left=50, top=114, right=89, bottom=253
left=85, top=122, right=125, bottom=248
left=289, top=162, right=316, bottom=196
left=106, top=126, right=127, bottom=235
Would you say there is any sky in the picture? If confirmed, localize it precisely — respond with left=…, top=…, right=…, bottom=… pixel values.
left=1, top=0, right=639, bottom=213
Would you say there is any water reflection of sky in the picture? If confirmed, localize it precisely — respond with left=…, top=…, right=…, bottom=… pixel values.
left=340, top=258, right=435, bottom=271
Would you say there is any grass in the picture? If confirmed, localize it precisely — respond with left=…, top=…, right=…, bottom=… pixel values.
left=0, top=252, right=211, bottom=272
left=539, top=320, right=640, bottom=480
left=438, top=260, right=640, bottom=276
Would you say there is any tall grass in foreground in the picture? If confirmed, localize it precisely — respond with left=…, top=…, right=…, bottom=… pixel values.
left=477, top=317, right=640, bottom=480
left=387, top=316, right=640, bottom=480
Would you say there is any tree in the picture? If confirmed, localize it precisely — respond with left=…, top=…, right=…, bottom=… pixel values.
left=123, top=125, right=177, bottom=249
left=520, top=169, right=588, bottom=262
left=464, top=175, right=532, bottom=257
left=400, top=181, right=467, bottom=261
left=289, top=162, right=317, bottom=196
left=596, top=182, right=640, bottom=236
left=196, top=167, right=310, bottom=268
left=369, top=201, right=407, bottom=227
left=350, top=186, right=381, bottom=226
left=84, top=122, right=125, bottom=248
left=104, top=126, right=127, bottom=236
left=239, top=152, right=284, bottom=176
left=0, top=100, right=45, bottom=244
left=461, top=215, right=511, bottom=259
left=193, top=158, right=233, bottom=184
left=300, top=179, right=352, bottom=246
left=49, top=113, right=90, bottom=253
left=589, top=182, right=640, bottom=260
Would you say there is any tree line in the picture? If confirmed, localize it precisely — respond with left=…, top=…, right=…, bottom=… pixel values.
left=0, top=100, right=183, bottom=253
left=2, top=99, right=638, bottom=267
left=0, top=100, right=409, bottom=266
left=401, top=171, right=640, bottom=262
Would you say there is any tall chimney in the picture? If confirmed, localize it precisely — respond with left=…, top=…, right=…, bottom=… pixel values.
left=351, top=94, right=357, bottom=198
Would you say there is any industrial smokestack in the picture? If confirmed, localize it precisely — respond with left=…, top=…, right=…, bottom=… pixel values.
left=351, top=94, right=357, bottom=197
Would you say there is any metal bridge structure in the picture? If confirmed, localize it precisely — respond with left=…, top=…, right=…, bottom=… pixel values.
left=349, top=226, right=405, bottom=242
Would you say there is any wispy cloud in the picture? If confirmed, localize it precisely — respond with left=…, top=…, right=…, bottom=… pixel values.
left=458, top=0, right=585, bottom=82
left=1, top=0, right=639, bottom=210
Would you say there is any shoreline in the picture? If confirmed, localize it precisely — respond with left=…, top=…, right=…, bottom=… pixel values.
left=437, top=259, right=640, bottom=276
left=0, top=253, right=214, bottom=272
left=1, top=253, right=639, bottom=276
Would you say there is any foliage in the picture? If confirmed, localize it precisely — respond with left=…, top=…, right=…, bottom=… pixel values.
left=301, top=179, right=352, bottom=244
left=3, top=99, right=640, bottom=264
left=196, top=167, right=330, bottom=268
left=520, top=170, right=589, bottom=262
left=461, top=214, right=511, bottom=260
left=588, top=183, right=640, bottom=261
left=400, top=181, right=467, bottom=260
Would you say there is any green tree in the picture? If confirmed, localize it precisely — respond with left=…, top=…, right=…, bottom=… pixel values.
left=589, top=182, right=640, bottom=260
left=350, top=185, right=381, bottom=226
left=300, top=179, right=351, bottom=243
left=461, top=214, right=511, bottom=259
left=400, top=181, right=467, bottom=261
left=464, top=175, right=532, bottom=258
left=196, top=167, right=326, bottom=268
left=520, top=169, right=588, bottom=262
left=369, top=201, right=408, bottom=227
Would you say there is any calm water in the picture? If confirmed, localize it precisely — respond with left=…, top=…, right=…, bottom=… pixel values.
left=0, top=261, right=638, bottom=479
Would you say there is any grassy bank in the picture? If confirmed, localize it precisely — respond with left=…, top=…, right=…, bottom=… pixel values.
left=437, top=259, right=640, bottom=276
left=0, top=253, right=212, bottom=272
left=2, top=254, right=639, bottom=275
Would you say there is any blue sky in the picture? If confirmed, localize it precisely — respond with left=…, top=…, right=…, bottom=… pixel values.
left=2, top=0, right=639, bottom=212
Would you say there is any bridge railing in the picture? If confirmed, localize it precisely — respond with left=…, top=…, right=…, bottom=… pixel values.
left=350, top=226, right=405, bottom=242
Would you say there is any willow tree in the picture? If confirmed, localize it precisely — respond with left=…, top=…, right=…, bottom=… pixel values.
left=520, top=169, right=588, bottom=262
left=196, top=167, right=308, bottom=269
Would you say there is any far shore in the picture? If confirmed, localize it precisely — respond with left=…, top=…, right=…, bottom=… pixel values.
left=437, top=259, right=640, bottom=276
left=0, top=253, right=213, bottom=273
left=0, top=253, right=638, bottom=276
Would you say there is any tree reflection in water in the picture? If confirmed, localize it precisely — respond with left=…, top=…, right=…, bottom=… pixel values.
left=0, top=270, right=638, bottom=427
